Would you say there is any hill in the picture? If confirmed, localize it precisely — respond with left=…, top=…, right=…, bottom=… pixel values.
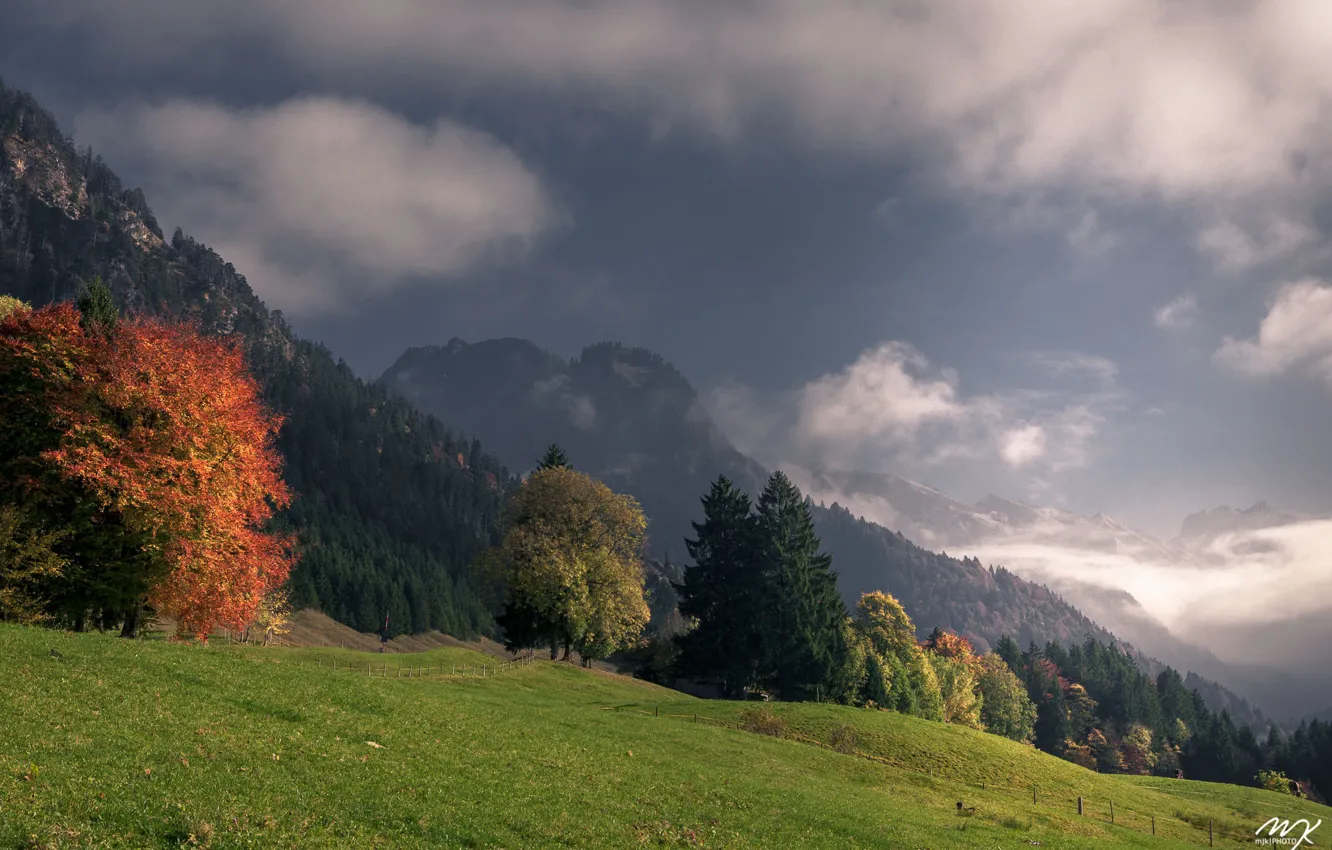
left=0, top=79, right=513, bottom=639
left=2, top=623, right=1325, bottom=848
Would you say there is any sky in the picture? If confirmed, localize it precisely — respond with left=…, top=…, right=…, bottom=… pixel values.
left=4, top=0, right=1332, bottom=542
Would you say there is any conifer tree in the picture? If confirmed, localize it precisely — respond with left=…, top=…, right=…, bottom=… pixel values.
left=674, top=475, right=763, bottom=697
left=755, top=471, right=847, bottom=701
left=536, top=443, right=570, bottom=470
left=75, top=276, right=116, bottom=334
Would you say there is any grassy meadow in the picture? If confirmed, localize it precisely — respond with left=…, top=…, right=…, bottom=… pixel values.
left=1, top=623, right=1326, bottom=848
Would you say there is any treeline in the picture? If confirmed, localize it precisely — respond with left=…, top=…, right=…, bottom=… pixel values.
left=996, top=636, right=1332, bottom=800
left=637, top=471, right=1330, bottom=802
left=661, top=473, right=1038, bottom=742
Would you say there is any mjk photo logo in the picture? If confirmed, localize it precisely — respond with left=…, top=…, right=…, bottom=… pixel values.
left=1254, top=816, right=1322, bottom=849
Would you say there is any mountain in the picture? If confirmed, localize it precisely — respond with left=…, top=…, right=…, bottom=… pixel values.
left=384, top=337, right=1273, bottom=728
left=0, top=79, right=513, bottom=639
left=1174, top=501, right=1299, bottom=548
left=387, top=342, right=1118, bottom=650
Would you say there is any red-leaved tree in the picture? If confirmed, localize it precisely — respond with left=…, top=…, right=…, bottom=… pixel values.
left=0, top=302, right=296, bottom=637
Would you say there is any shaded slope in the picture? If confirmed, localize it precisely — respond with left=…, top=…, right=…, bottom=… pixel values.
left=0, top=79, right=512, bottom=637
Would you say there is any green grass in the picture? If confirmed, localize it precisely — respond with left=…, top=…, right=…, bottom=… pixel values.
left=1, top=625, right=1327, bottom=848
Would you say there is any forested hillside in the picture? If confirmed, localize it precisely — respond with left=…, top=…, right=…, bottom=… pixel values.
left=0, top=79, right=510, bottom=638
left=386, top=340, right=1144, bottom=654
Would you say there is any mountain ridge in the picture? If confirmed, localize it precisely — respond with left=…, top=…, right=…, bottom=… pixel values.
left=382, top=335, right=1271, bottom=728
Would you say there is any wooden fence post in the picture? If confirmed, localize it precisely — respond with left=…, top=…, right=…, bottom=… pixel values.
left=1110, top=800, right=1114, bottom=824
left=1033, top=785, right=1037, bottom=804
left=1151, top=815, right=1155, bottom=835
left=1077, top=797, right=1083, bottom=816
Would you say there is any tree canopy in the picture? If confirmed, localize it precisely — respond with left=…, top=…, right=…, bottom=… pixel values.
left=487, top=465, right=649, bottom=662
left=0, top=302, right=296, bottom=636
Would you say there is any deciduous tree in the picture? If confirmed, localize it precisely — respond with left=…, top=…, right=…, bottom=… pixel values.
left=490, top=466, right=649, bottom=661
left=0, top=303, right=297, bottom=637
left=974, top=653, right=1037, bottom=742
left=0, top=505, right=65, bottom=623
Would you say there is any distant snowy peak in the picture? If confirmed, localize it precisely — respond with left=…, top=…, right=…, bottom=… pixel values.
left=1175, top=501, right=1295, bottom=542
left=795, top=468, right=1197, bottom=568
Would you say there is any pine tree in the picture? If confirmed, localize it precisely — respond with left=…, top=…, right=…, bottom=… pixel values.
left=75, top=276, right=116, bottom=334
left=755, top=471, right=847, bottom=701
left=536, top=443, right=570, bottom=470
left=674, top=475, right=763, bottom=698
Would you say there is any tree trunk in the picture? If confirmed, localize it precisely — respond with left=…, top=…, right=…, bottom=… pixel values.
left=549, top=638, right=559, bottom=660
left=120, top=600, right=142, bottom=638
left=72, top=610, right=87, bottom=633
left=562, top=638, right=572, bottom=662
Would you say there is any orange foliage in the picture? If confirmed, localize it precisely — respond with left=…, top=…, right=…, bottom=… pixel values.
left=925, top=628, right=975, bottom=661
left=1, top=303, right=296, bottom=637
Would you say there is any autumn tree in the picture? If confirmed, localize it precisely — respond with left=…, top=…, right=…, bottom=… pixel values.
left=0, top=303, right=297, bottom=637
left=974, top=653, right=1037, bottom=742
left=924, top=629, right=983, bottom=728
left=851, top=591, right=942, bottom=720
left=247, top=587, right=294, bottom=645
left=489, top=466, right=649, bottom=662
left=0, top=505, right=66, bottom=623
left=0, top=295, right=25, bottom=321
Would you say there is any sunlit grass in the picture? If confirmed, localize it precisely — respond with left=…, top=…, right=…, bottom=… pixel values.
left=1, top=624, right=1326, bottom=848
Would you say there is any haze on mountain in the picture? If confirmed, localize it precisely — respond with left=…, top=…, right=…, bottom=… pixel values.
left=5, top=0, right=1332, bottom=719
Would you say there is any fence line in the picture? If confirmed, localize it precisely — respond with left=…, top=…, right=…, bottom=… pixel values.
left=605, top=704, right=1248, bottom=846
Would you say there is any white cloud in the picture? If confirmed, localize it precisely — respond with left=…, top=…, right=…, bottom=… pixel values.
left=999, top=424, right=1047, bottom=468
left=1153, top=294, right=1199, bottom=330
left=73, top=97, right=557, bottom=314
left=796, top=342, right=964, bottom=445
left=709, top=339, right=1122, bottom=486
left=1215, top=279, right=1332, bottom=383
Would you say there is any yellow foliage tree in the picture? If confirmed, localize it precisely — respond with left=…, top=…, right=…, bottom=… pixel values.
left=927, top=647, right=984, bottom=728
left=490, top=466, right=650, bottom=662
left=246, top=588, right=293, bottom=645
left=854, top=591, right=918, bottom=656
left=0, top=505, right=66, bottom=623
left=851, top=591, right=943, bottom=720
left=0, top=296, right=27, bottom=321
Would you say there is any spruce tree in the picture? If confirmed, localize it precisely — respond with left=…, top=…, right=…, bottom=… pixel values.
left=754, top=471, right=847, bottom=701
left=674, top=475, right=762, bottom=698
left=536, top=443, right=570, bottom=470
left=75, top=276, right=116, bottom=334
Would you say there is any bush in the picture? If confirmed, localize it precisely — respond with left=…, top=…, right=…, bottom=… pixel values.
left=1257, top=770, right=1297, bottom=796
left=829, top=724, right=858, bottom=754
left=739, top=707, right=787, bottom=738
